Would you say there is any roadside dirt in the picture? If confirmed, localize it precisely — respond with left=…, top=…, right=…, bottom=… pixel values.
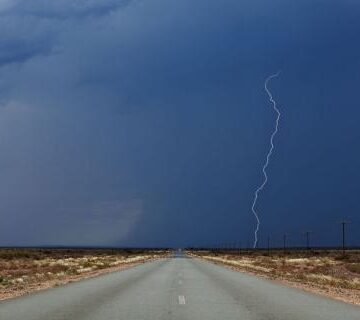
left=190, top=250, right=360, bottom=305
left=0, top=249, right=169, bottom=301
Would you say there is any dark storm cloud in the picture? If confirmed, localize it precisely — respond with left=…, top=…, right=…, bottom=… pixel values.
left=2, top=0, right=132, bottom=19
left=0, top=36, right=53, bottom=67
left=0, top=0, right=132, bottom=68
left=0, top=0, right=359, bottom=247
left=0, top=15, right=54, bottom=67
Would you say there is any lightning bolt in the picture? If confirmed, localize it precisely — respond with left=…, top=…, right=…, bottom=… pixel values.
left=251, top=71, right=281, bottom=248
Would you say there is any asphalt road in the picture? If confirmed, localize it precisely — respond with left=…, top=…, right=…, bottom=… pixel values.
left=0, top=254, right=359, bottom=320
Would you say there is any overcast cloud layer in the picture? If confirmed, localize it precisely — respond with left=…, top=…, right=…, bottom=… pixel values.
left=0, top=0, right=359, bottom=247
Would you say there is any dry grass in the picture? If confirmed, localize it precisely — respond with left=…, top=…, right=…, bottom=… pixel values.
left=190, top=250, right=360, bottom=305
left=0, top=248, right=169, bottom=300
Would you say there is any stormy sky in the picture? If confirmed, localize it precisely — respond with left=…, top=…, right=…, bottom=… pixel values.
left=0, top=0, right=359, bottom=248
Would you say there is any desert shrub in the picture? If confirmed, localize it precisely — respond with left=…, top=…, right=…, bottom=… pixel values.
left=0, top=249, right=47, bottom=260
left=97, top=262, right=111, bottom=269
left=81, top=261, right=94, bottom=268
left=47, top=264, right=70, bottom=274
left=345, top=263, right=360, bottom=274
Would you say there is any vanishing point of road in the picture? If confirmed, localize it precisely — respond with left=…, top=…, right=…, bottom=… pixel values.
left=0, top=253, right=359, bottom=320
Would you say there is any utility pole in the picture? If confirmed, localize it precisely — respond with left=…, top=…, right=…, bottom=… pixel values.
left=302, top=231, right=312, bottom=251
left=283, top=233, right=288, bottom=254
left=339, top=220, right=351, bottom=255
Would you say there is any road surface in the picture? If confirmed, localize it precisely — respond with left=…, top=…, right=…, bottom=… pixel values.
left=0, top=254, right=359, bottom=319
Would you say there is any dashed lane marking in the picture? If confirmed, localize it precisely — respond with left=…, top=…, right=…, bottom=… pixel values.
left=178, top=295, right=186, bottom=305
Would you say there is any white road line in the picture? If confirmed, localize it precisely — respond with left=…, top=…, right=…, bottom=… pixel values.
left=178, top=295, right=186, bottom=305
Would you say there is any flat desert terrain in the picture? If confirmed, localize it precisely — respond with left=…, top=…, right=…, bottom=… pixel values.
left=191, top=250, right=360, bottom=305
left=0, top=248, right=169, bottom=300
